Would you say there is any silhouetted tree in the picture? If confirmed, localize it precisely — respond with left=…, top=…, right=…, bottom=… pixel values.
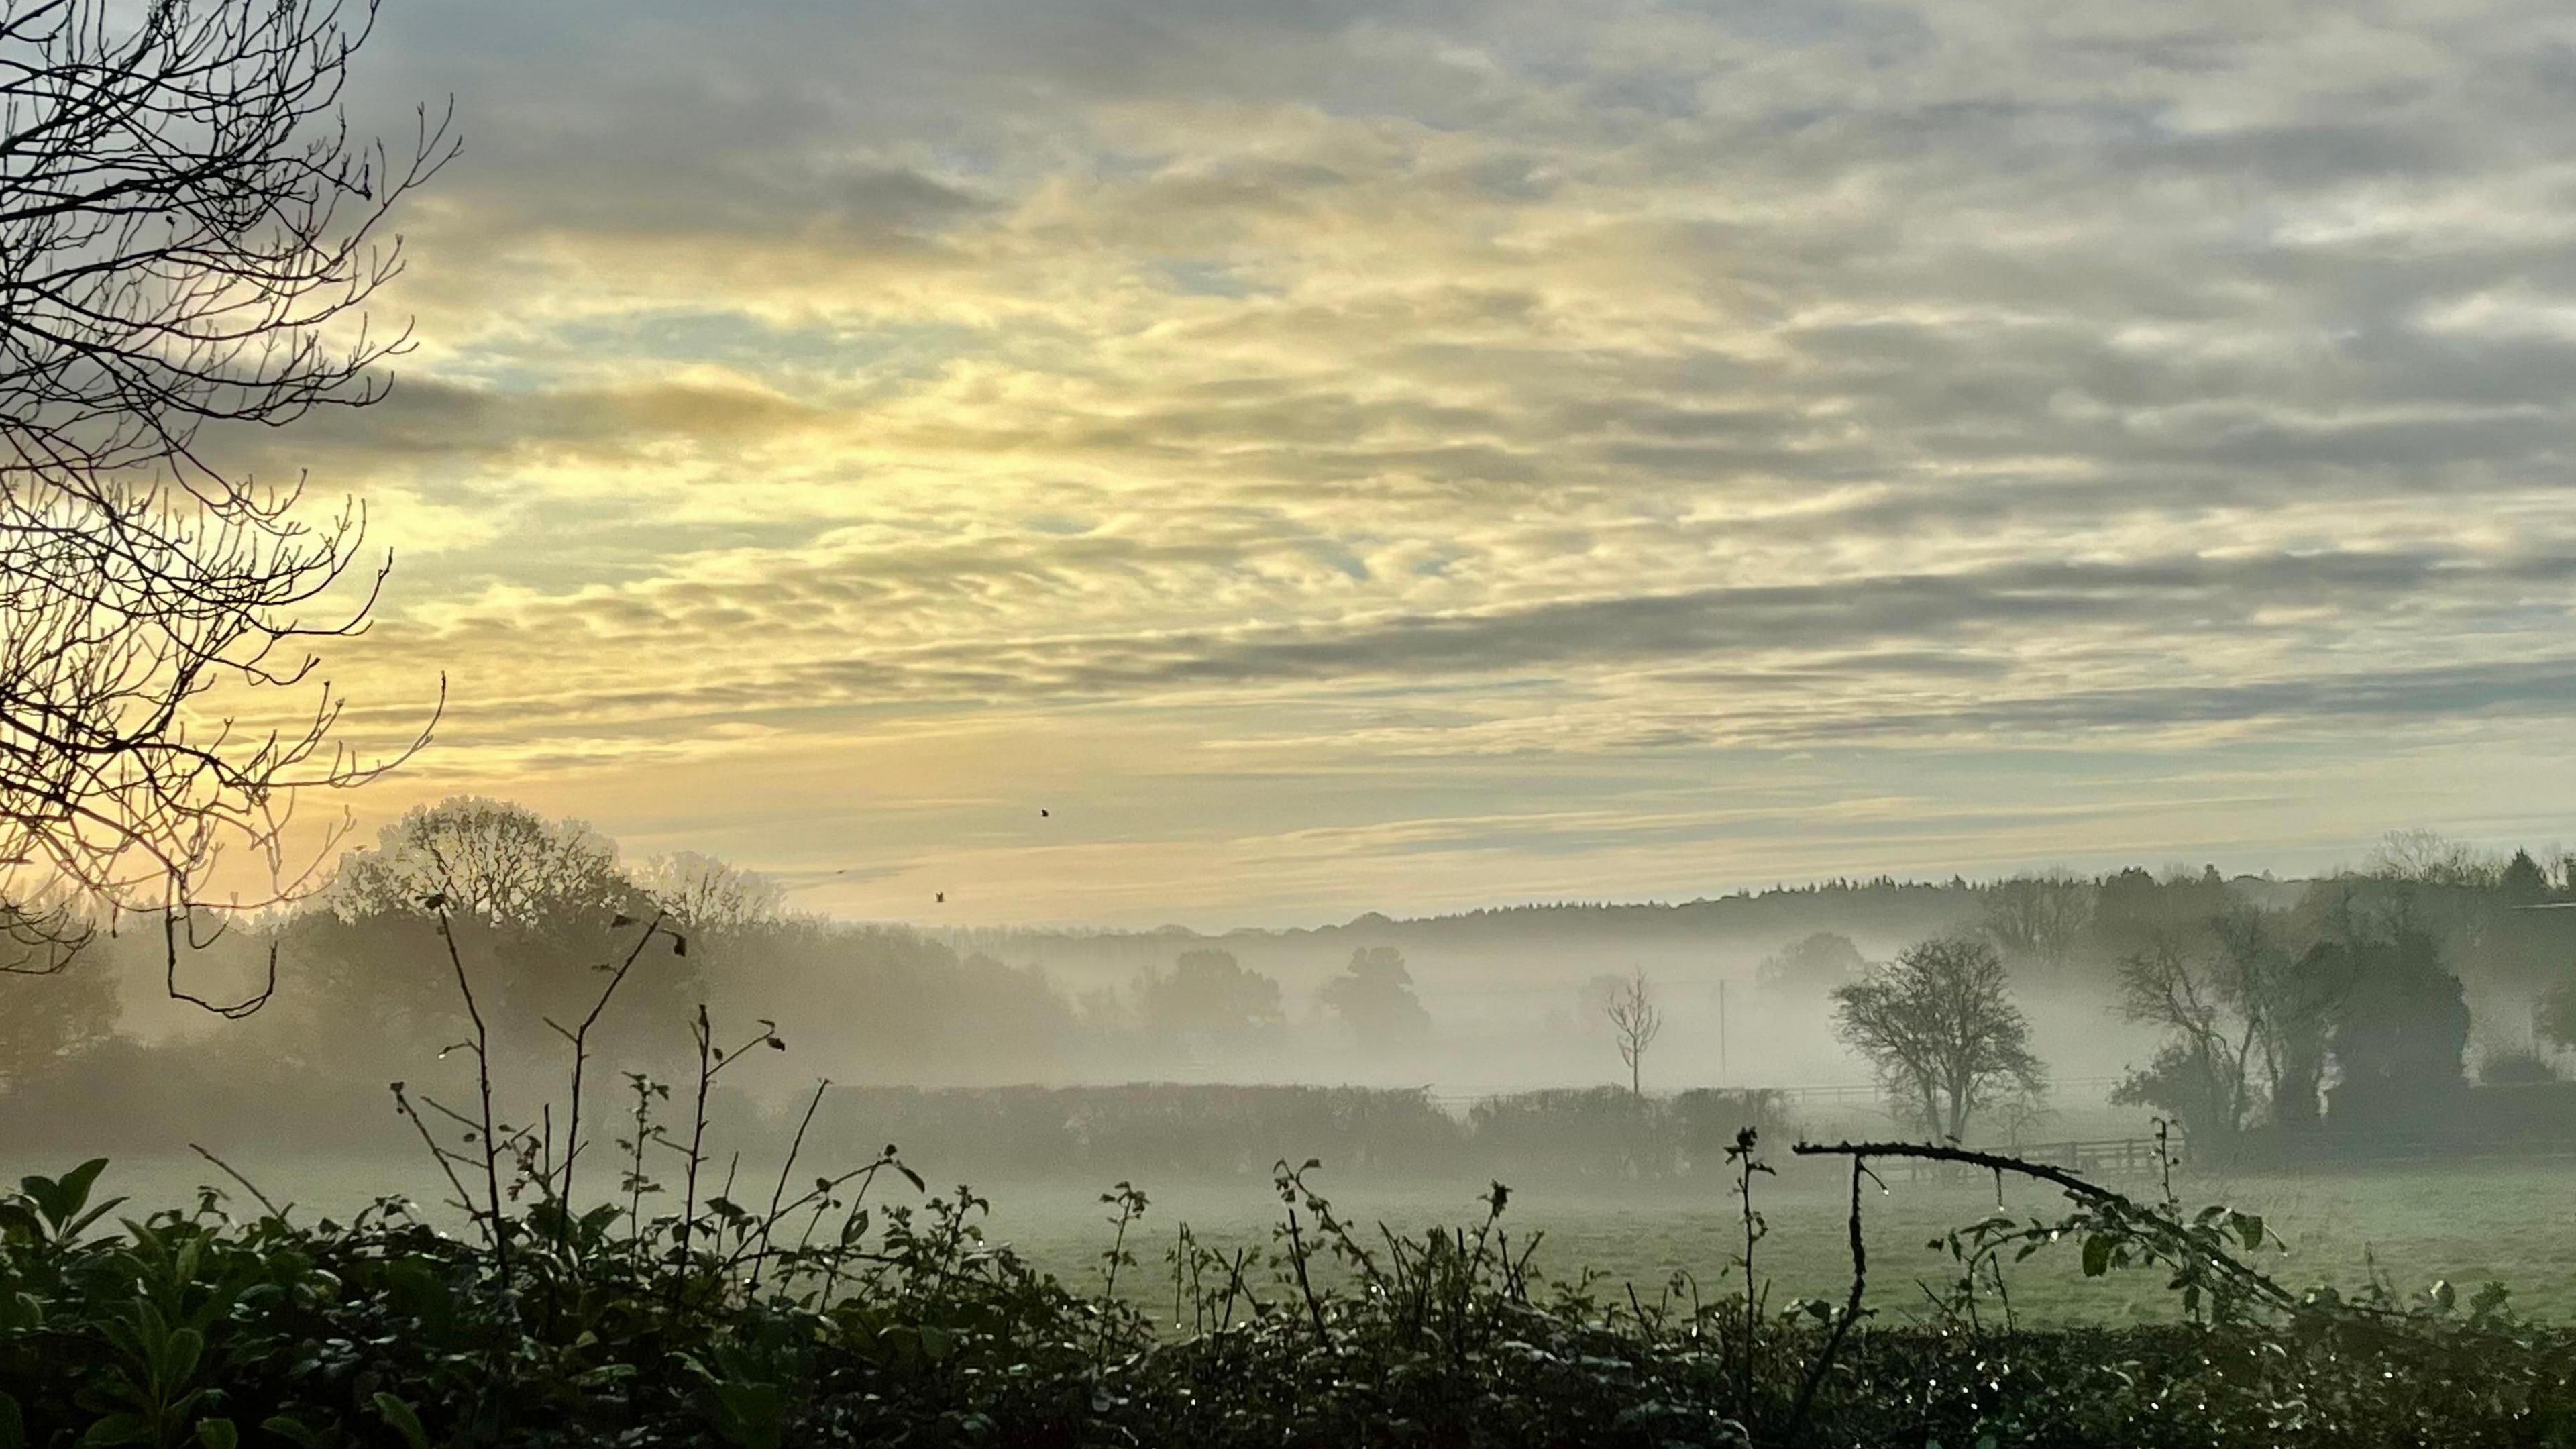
left=1980, top=872, right=2094, bottom=969
left=1833, top=936, right=2043, bottom=1142
left=1134, top=949, right=1285, bottom=1038
left=2108, top=906, right=2347, bottom=1142
left=1320, top=946, right=1430, bottom=1051
left=2324, top=930, right=2469, bottom=1130
left=2111, top=932, right=2261, bottom=1145
left=1603, top=967, right=1662, bottom=1096
left=2296, top=873, right=2412, bottom=952
left=311, top=799, right=682, bottom=1057
left=2090, top=866, right=2231, bottom=963
left=1754, top=932, right=1865, bottom=996
left=2501, top=849, right=2551, bottom=906
left=2370, top=828, right=2494, bottom=888
left=330, top=798, right=645, bottom=928
left=2249, top=933, right=2350, bottom=1132
left=0, top=0, right=451, bottom=994
left=634, top=851, right=786, bottom=932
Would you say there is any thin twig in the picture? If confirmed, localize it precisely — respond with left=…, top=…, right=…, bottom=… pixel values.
left=390, top=1082, right=479, bottom=1231
left=189, top=1142, right=290, bottom=1224
left=433, top=904, right=509, bottom=1293
left=557, top=910, right=667, bottom=1232
left=745, top=1078, right=830, bottom=1295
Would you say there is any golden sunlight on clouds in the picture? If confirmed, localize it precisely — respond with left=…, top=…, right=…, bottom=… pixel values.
left=227, top=0, right=2576, bottom=924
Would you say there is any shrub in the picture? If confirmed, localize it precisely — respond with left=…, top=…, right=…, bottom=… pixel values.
left=6, top=1144, right=2576, bottom=1448
left=2479, top=1045, right=2560, bottom=1085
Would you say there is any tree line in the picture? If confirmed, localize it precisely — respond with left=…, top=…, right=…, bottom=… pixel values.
left=1710, top=835, right=2576, bottom=1157
left=7, top=795, right=2573, bottom=1165
left=0, top=797, right=1457, bottom=1146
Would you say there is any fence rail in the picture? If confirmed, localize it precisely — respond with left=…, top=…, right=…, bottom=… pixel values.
left=1425, top=1075, right=2132, bottom=1111
left=2009, top=1134, right=2183, bottom=1177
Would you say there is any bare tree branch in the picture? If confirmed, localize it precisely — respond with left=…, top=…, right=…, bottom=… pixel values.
left=0, top=0, right=453, bottom=1003
left=1603, top=966, right=1661, bottom=1097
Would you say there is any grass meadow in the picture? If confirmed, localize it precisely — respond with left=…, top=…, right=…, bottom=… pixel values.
left=35, top=1144, right=2576, bottom=1326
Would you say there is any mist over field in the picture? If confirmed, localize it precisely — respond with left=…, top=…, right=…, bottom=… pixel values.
left=16, top=0, right=2576, bottom=1440
left=13, top=806, right=2576, bottom=1332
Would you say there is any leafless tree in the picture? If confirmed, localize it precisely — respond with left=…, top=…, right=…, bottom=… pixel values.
left=1605, top=967, right=1662, bottom=1097
left=2368, top=829, right=2494, bottom=888
left=1832, top=936, right=2043, bottom=1141
left=1980, top=871, right=2094, bottom=969
left=0, top=0, right=453, bottom=1008
left=2111, top=936, right=2261, bottom=1143
left=330, top=798, right=640, bottom=929
left=633, top=850, right=788, bottom=933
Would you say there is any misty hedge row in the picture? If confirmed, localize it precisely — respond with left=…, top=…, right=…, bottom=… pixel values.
left=0, top=1061, right=1791, bottom=1184
left=711, top=1083, right=1799, bottom=1183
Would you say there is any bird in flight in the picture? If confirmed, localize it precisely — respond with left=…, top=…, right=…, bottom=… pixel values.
left=1040, top=808, right=1050, bottom=818
left=935, top=891, right=945, bottom=904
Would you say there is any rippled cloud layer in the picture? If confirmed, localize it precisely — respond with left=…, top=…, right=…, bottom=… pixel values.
left=272, top=0, right=2576, bottom=922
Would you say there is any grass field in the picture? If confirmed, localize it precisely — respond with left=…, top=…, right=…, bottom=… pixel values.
left=30, top=1145, right=2576, bottom=1327
left=968, top=1159, right=2576, bottom=1324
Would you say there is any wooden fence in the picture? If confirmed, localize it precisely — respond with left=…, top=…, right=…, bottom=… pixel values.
left=1876, top=1133, right=2185, bottom=1183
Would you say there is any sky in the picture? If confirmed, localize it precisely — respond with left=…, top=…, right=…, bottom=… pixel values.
left=254, top=0, right=2576, bottom=927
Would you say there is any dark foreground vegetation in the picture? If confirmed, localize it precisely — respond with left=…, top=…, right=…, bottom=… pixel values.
left=7, top=1133, right=2576, bottom=1449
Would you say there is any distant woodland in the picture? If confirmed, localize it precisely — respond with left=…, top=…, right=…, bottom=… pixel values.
left=6, top=799, right=2573, bottom=1177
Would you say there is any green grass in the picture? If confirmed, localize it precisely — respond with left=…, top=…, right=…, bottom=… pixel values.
left=40, top=1148, right=2576, bottom=1325
left=963, top=1159, right=2576, bottom=1324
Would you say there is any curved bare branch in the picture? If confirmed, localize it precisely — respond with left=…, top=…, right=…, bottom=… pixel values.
left=0, top=0, right=453, bottom=1001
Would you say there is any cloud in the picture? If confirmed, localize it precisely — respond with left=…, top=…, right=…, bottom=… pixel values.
left=210, top=0, right=2576, bottom=920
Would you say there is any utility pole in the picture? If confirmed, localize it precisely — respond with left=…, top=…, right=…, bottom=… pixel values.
left=1718, top=979, right=1729, bottom=1083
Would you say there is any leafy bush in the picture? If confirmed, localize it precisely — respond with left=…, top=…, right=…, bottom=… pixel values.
left=7, top=1136, right=2576, bottom=1448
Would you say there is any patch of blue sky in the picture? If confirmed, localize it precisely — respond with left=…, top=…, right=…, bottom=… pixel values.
left=1021, top=512, right=1097, bottom=536
left=921, top=140, right=1011, bottom=184
left=426, top=355, right=575, bottom=395
left=1089, top=147, right=1172, bottom=181
left=1154, top=260, right=1261, bottom=299
left=1302, top=539, right=1373, bottom=580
